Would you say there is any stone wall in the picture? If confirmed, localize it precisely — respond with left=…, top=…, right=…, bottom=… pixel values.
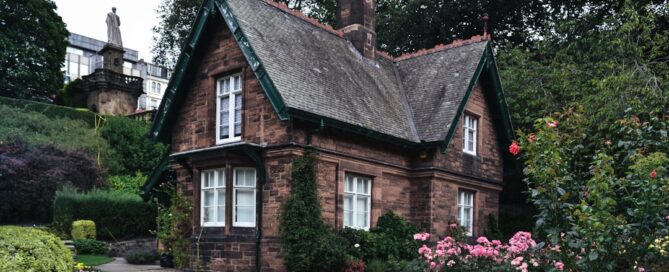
left=107, top=238, right=157, bottom=257
left=87, top=89, right=139, bottom=115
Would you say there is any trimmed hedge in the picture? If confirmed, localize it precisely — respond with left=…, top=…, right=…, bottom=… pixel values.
left=0, top=95, right=97, bottom=126
left=72, top=220, right=96, bottom=240
left=0, top=226, right=74, bottom=271
left=53, top=189, right=156, bottom=240
left=74, top=239, right=107, bottom=255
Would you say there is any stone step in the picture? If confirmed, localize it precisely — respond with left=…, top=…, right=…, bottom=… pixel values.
left=63, top=240, right=74, bottom=245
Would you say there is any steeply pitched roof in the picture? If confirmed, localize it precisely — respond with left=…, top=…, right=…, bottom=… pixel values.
left=151, top=0, right=513, bottom=150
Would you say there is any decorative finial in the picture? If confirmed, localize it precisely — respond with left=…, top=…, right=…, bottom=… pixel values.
left=482, top=13, right=490, bottom=40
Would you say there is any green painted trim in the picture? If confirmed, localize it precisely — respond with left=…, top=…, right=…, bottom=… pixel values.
left=288, top=108, right=420, bottom=148
left=140, top=150, right=172, bottom=201
left=440, top=43, right=515, bottom=153
left=215, top=0, right=289, bottom=120
left=151, top=0, right=213, bottom=142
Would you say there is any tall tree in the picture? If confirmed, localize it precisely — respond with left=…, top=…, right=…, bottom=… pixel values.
left=151, top=0, right=201, bottom=69
left=0, top=0, right=69, bottom=101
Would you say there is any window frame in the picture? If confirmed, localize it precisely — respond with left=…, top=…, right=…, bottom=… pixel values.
left=463, top=114, right=478, bottom=155
left=201, top=169, right=226, bottom=227
left=343, top=174, right=372, bottom=230
left=458, top=190, right=475, bottom=236
left=232, top=167, right=256, bottom=227
left=215, top=74, right=243, bottom=145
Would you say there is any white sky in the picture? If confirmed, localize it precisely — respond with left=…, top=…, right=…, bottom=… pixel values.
left=52, top=0, right=161, bottom=61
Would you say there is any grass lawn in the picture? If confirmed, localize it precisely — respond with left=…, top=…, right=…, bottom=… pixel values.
left=74, top=255, right=114, bottom=266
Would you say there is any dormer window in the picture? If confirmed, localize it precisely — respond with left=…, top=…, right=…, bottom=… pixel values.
left=463, top=114, right=477, bottom=155
left=216, top=74, right=242, bottom=144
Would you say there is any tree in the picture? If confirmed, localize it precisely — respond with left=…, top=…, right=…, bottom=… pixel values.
left=151, top=0, right=201, bottom=68
left=0, top=0, right=69, bottom=101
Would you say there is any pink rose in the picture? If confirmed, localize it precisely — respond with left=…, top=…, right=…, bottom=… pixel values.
left=650, top=170, right=657, bottom=179
left=509, top=141, right=521, bottom=156
left=555, top=261, right=564, bottom=271
left=547, top=120, right=559, bottom=128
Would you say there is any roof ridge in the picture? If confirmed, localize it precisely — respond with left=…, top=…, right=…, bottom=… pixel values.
left=395, top=35, right=489, bottom=61
left=263, top=0, right=343, bottom=38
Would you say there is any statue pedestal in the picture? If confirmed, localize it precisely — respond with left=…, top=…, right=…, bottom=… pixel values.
left=82, top=42, right=143, bottom=115
left=99, top=43, right=125, bottom=74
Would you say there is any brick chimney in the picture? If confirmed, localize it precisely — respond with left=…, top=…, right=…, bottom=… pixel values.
left=336, top=0, right=375, bottom=59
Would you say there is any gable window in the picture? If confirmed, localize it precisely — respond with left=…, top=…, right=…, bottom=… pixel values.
left=343, top=174, right=371, bottom=230
left=201, top=169, right=226, bottom=227
left=216, top=74, right=243, bottom=144
left=463, top=114, right=478, bottom=155
left=233, top=168, right=256, bottom=227
left=458, top=190, right=474, bottom=236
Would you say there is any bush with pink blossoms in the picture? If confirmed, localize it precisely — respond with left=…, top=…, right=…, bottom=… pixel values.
left=412, top=231, right=567, bottom=272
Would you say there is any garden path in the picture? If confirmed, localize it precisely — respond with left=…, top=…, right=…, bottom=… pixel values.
left=96, top=257, right=181, bottom=272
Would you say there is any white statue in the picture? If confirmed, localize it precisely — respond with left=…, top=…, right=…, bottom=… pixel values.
left=106, top=7, right=122, bottom=46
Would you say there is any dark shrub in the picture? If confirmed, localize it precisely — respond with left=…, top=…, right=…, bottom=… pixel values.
left=55, top=79, right=88, bottom=108
left=0, top=139, right=103, bottom=223
left=74, top=239, right=107, bottom=255
left=125, top=249, right=158, bottom=265
left=280, top=152, right=347, bottom=272
left=99, top=116, right=167, bottom=175
left=53, top=189, right=156, bottom=240
left=370, top=211, right=419, bottom=261
left=0, top=226, right=74, bottom=271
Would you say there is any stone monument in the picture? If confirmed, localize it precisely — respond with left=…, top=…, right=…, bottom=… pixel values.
left=83, top=7, right=143, bottom=115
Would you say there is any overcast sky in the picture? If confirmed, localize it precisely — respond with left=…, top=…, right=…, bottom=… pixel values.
left=52, top=0, right=161, bottom=61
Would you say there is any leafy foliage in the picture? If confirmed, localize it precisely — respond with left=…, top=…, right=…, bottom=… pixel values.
left=0, top=102, right=123, bottom=174
left=517, top=113, right=669, bottom=270
left=0, top=139, right=104, bottom=224
left=100, top=116, right=167, bottom=175
left=74, top=239, right=107, bottom=255
left=55, top=79, right=88, bottom=108
left=153, top=175, right=191, bottom=269
left=0, top=226, right=74, bottom=271
left=151, top=0, right=202, bottom=68
left=0, top=0, right=69, bottom=101
left=71, top=220, right=97, bottom=240
left=108, top=172, right=148, bottom=194
left=280, top=151, right=347, bottom=272
left=53, top=188, right=157, bottom=241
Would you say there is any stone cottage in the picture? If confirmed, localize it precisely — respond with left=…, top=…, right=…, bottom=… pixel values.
left=144, top=0, right=517, bottom=270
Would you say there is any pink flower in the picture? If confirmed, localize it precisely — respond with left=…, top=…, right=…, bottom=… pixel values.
left=492, top=240, right=502, bottom=246
left=509, top=141, right=521, bottom=156
left=418, top=244, right=431, bottom=255
left=449, top=223, right=458, bottom=229
left=527, top=133, right=537, bottom=143
left=429, top=262, right=436, bottom=270
left=554, top=261, right=564, bottom=271
left=665, top=215, right=669, bottom=221
left=446, top=260, right=455, bottom=267
left=476, top=236, right=490, bottom=245
left=638, top=267, right=646, bottom=272
left=650, top=170, right=657, bottom=178
left=547, top=120, right=559, bottom=128
left=414, top=233, right=430, bottom=241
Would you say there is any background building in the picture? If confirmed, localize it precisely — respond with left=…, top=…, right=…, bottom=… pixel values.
left=62, top=33, right=171, bottom=111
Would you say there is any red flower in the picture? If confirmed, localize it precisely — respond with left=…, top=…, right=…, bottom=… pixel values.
left=527, top=134, right=537, bottom=143
left=509, top=141, right=521, bottom=156
left=547, top=120, right=559, bottom=128
left=650, top=170, right=657, bottom=179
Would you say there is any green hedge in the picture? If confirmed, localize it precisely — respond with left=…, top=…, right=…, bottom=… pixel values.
left=53, top=189, right=156, bottom=241
left=0, top=95, right=97, bottom=127
left=0, top=226, right=74, bottom=271
left=71, top=220, right=96, bottom=240
left=74, top=239, right=107, bottom=255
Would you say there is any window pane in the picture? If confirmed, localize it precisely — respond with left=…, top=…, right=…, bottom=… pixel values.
left=204, top=190, right=215, bottom=206
left=234, top=76, right=241, bottom=90
left=217, top=170, right=225, bottom=187
left=217, top=189, right=226, bottom=205
left=245, top=170, right=255, bottom=186
left=356, top=197, right=367, bottom=212
left=222, top=80, right=230, bottom=94
left=234, top=95, right=242, bottom=136
left=236, top=190, right=254, bottom=206
left=344, top=195, right=352, bottom=212
left=355, top=212, right=366, bottom=228
left=236, top=206, right=254, bottom=223
left=216, top=206, right=225, bottom=223
left=204, top=207, right=214, bottom=222
left=344, top=211, right=352, bottom=227
left=345, top=177, right=353, bottom=192
left=356, top=179, right=363, bottom=193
